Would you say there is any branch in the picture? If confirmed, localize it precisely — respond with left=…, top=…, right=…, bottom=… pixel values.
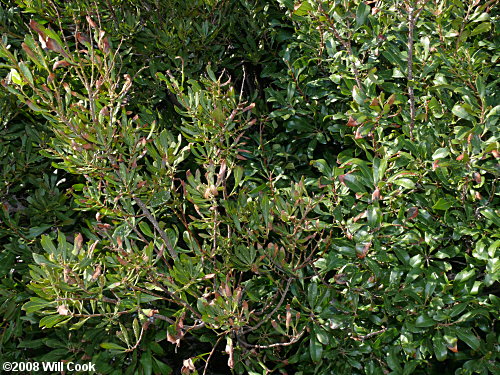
left=133, top=196, right=178, bottom=260
left=351, top=327, right=387, bottom=341
left=242, top=278, right=292, bottom=335
left=237, top=327, right=306, bottom=349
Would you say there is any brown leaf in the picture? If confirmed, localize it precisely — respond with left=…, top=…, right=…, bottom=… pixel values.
left=74, top=233, right=83, bottom=251
left=225, top=339, right=234, bottom=369
left=473, top=172, right=481, bottom=184
left=53, top=60, right=70, bottom=69
left=181, top=358, right=196, bottom=374
left=432, top=160, right=439, bottom=171
left=86, top=16, right=97, bottom=28
left=100, top=36, right=110, bottom=55
left=372, top=187, right=381, bottom=201
left=346, top=116, right=358, bottom=127
left=354, top=128, right=363, bottom=139
left=386, top=94, right=396, bottom=107
left=46, top=38, right=63, bottom=53
left=407, top=207, right=419, bottom=220
left=22, top=42, right=37, bottom=60
left=29, top=20, right=45, bottom=37
left=91, top=264, right=102, bottom=281
left=76, top=32, right=90, bottom=45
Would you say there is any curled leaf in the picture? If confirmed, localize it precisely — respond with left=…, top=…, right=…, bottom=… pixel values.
left=346, top=116, right=358, bottom=127
left=53, top=60, right=71, bottom=69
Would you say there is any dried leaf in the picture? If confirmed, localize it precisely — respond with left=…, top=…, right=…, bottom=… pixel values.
left=53, top=60, right=70, bottom=69
left=57, top=305, right=69, bottom=316
left=346, top=116, right=358, bottom=127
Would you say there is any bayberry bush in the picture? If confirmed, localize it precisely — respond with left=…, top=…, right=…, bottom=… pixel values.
left=0, top=0, right=498, bottom=374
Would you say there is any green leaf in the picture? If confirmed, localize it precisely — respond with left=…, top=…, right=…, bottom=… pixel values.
left=139, top=221, right=154, bottom=237
left=394, top=178, right=415, bottom=189
left=100, top=342, right=127, bottom=351
left=293, top=2, right=312, bottom=16
left=309, top=335, right=323, bottom=362
left=456, top=329, right=480, bottom=350
left=22, top=298, right=55, bottom=314
left=153, top=359, right=173, bottom=375
left=28, top=225, right=52, bottom=239
left=18, top=62, right=34, bottom=85
left=39, top=314, right=70, bottom=328
left=40, top=235, right=57, bottom=254
left=9, top=68, right=23, bottom=85
left=352, top=85, right=364, bottom=105
left=432, top=148, right=449, bottom=160
left=356, top=2, right=370, bottom=27
left=415, top=314, right=435, bottom=328
left=470, top=22, right=491, bottom=36
left=433, top=198, right=456, bottom=211
left=140, top=350, right=153, bottom=375
left=452, top=104, right=473, bottom=121
left=433, top=334, right=448, bottom=361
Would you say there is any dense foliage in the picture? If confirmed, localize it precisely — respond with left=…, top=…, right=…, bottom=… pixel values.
left=0, top=0, right=498, bottom=374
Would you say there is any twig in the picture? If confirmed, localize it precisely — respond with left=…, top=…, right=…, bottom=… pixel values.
left=133, top=196, right=178, bottom=260
left=351, top=327, right=387, bottom=341
left=242, top=278, right=292, bottom=335
left=203, top=336, right=224, bottom=375
left=237, top=327, right=306, bottom=349
left=318, top=5, right=364, bottom=92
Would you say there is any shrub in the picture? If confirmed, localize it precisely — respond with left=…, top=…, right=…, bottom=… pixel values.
left=0, top=0, right=498, bottom=374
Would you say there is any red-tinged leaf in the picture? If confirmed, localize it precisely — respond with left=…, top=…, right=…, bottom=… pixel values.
left=456, top=153, right=464, bottom=161
left=29, top=20, right=45, bottom=37
left=432, top=160, right=439, bottom=170
left=473, top=172, right=481, bottom=184
left=370, top=98, right=379, bottom=107
left=91, top=264, right=101, bottom=281
left=86, top=16, right=97, bottom=28
left=100, top=106, right=110, bottom=116
left=53, top=60, right=70, bottom=69
left=100, top=36, right=110, bottom=54
left=354, top=128, right=363, bottom=139
left=492, top=150, right=499, bottom=158
left=475, top=191, right=482, bottom=200
left=372, top=187, right=381, bottom=201
left=76, top=32, right=90, bottom=44
left=47, top=73, right=55, bottom=83
left=467, top=133, right=473, bottom=144
left=46, top=38, right=63, bottom=53
left=236, top=154, right=247, bottom=160
left=241, top=103, right=255, bottom=112
left=346, top=116, right=358, bottom=127
left=386, top=94, right=395, bottom=106
left=338, top=174, right=345, bottom=184
left=74, top=233, right=83, bottom=251
left=116, top=256, right=128, bottom=266
left=407, top=207, right=419, bottom=220
left=22, top=42, right=37, bottom=60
